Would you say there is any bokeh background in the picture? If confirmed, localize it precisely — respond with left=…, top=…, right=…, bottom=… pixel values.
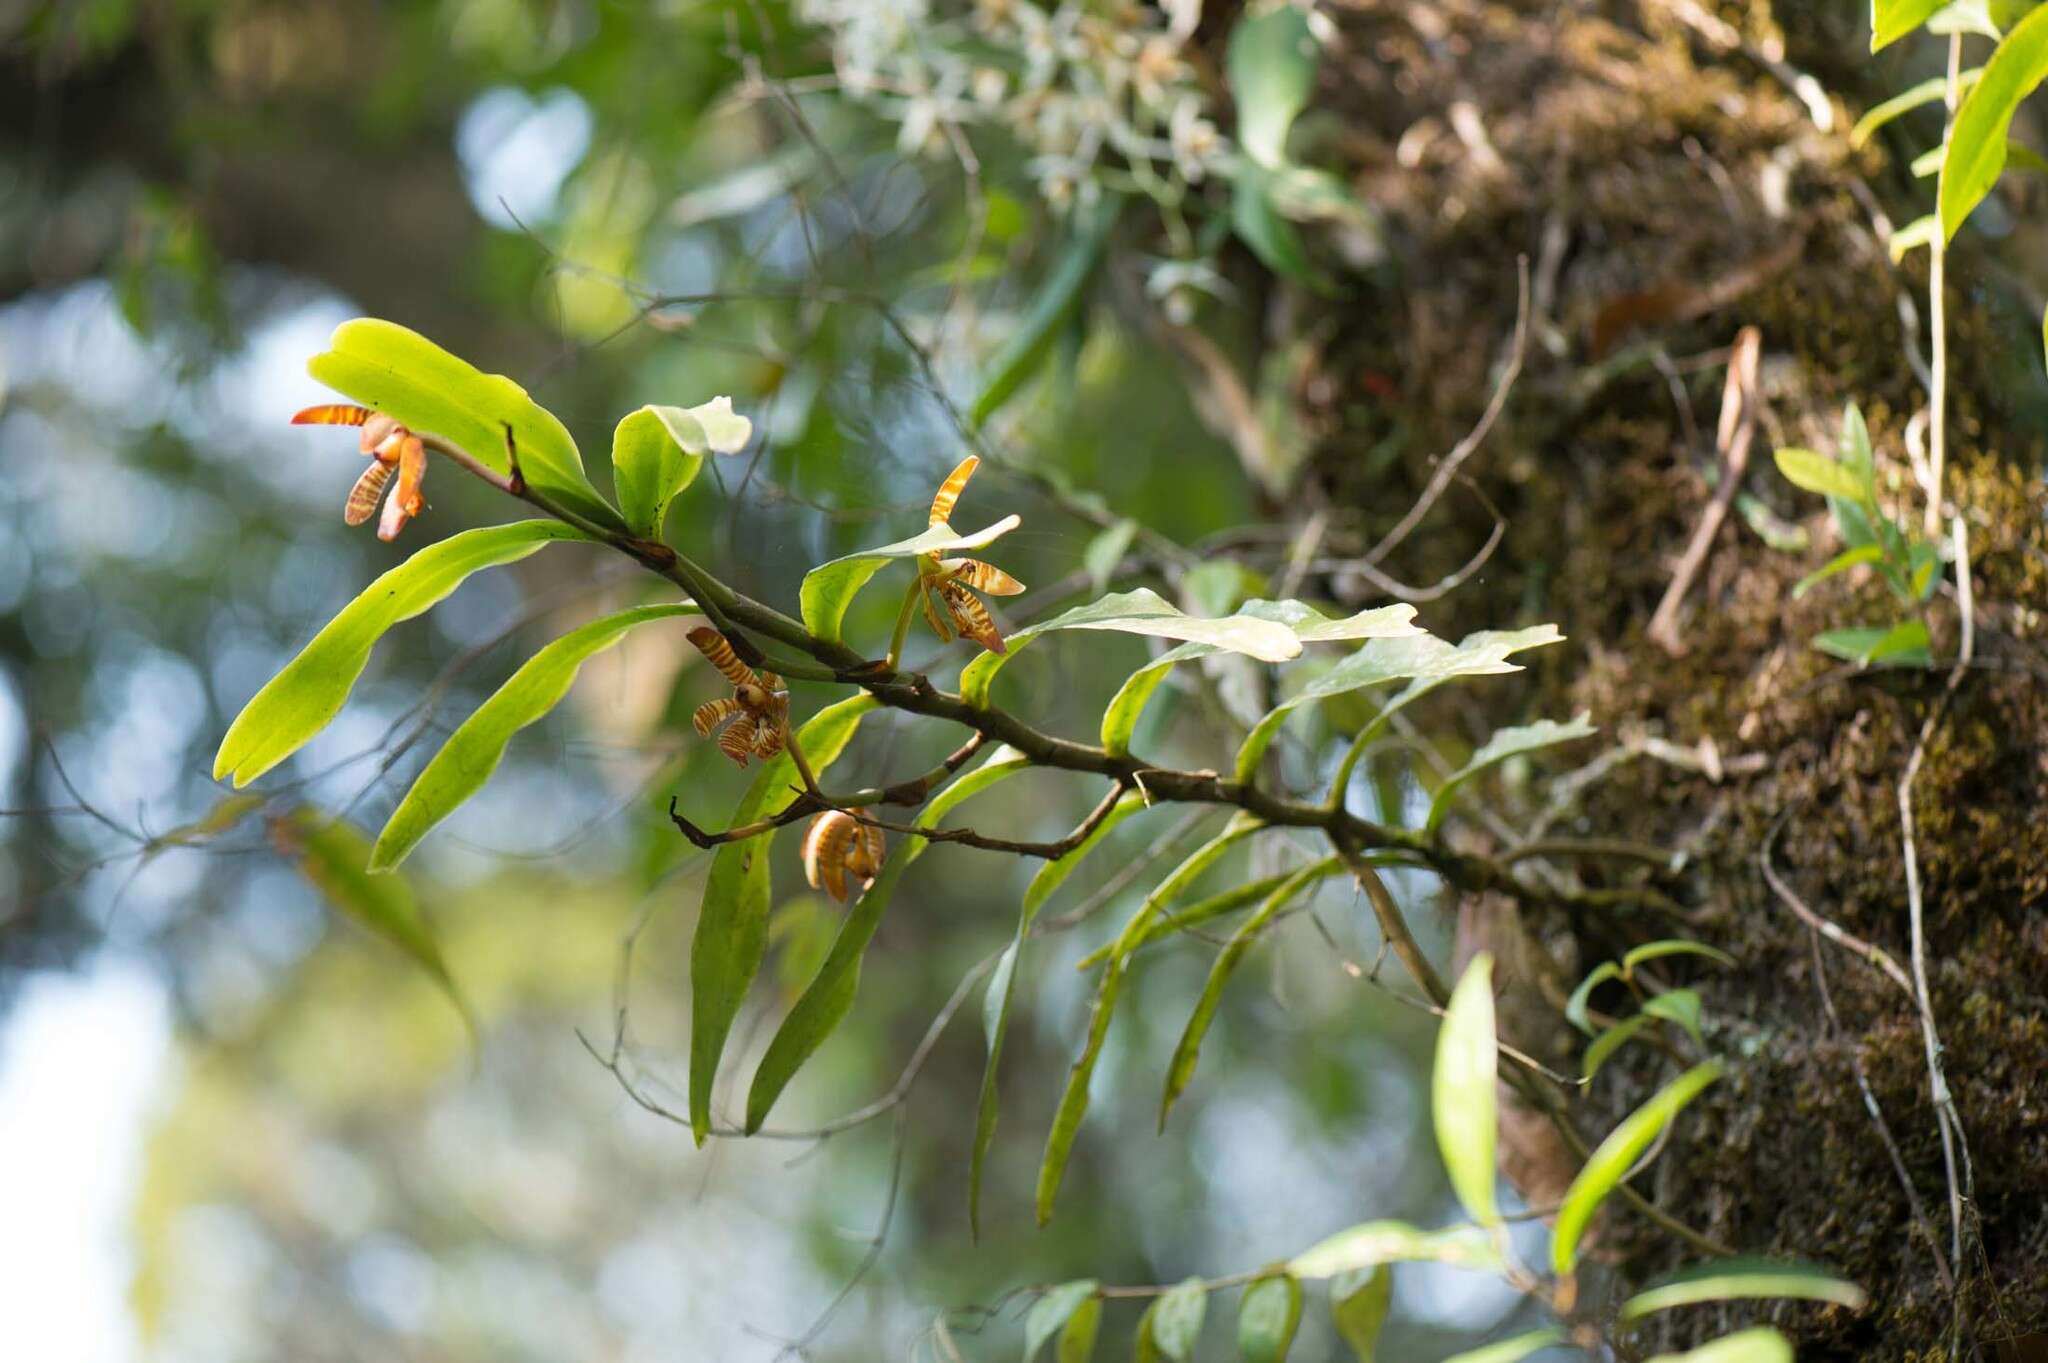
left=0, top=3, right=1543, bottom=1358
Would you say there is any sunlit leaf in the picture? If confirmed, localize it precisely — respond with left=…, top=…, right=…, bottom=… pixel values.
left=275, top=807, right=473, bottom=1037
left=1941, top=4, right=2048, bottom=238
left=1152, top=1278, right=1208, bottom=1362
left=1058, top=1295, right=1104, bottom=1363
left=1583, top=1014, right=1656, bottom=1080
left=1237, top=1274, right=1303, bottom=1363
left=1641, top=988, right=1704, bottom=1045
left=214, top=522, right=584, bottom=787
left=746, top=747, right=1030, bottom=1132
left=1814, top=619, right=1932, bottom=667
left=1773, top=447, right=1869, bottom=502
left=1553, top=1060, right=1725, bottom=1273
left=1026, top=589, right=1302, bottom=660
left=1793, top=543, right=1886, bottom=598
left=1888, top=213, right=1941, bottom=262
left=800, top=517, right=1023, bottom=645
left=1434, top=953, right=1501, bottom=1225
left=307, top=317, right=621, bottom=530
left=611, top=399, right=750, bottom=538
left=1289, top=1221, right=1506, bottom=1278
left=1646, top=1327, right=1794, bottom=1363
left=1086, top=855, right=1362, bottom=964
left=1229, top=3, right=1318, bottom=167
left=973, top=791, right=1147, bottom=1232
left=1872, top=0, right=1949, bottom=48
left=1160, top=860, right=1327, bottom=1125
left=974, top=196, right=1121, bottom=425
left=1440, top=1329, right=1566, bottom=1363
left=1330, top=1266, right=1393, bottom=1362
left=1025, top=1281, right=1101, bottom=1362
left=371, top=603, right=699, bottom=871
left=1425, top=712, right=1596, bottom=832
left=688, top=695, right=877, bottom=1145
left=1851, top=68, right=1985, bottom=144
left=1621, top=1259, right=1868, bottom=1319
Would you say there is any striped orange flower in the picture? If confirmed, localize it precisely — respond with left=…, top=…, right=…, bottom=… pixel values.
left=918, top=456, right=1026, bottom=653
left=800, top=810, right=885, bottom=902
left=687, top=627, right=789, bottom=767
left=291, top=404, right=428, bottom=542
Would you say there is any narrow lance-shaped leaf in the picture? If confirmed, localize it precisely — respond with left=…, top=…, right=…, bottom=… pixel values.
left=1566, top=961, right=1623, bottom=1035
left=1237, top=1274, right=1303, bottom=1363
left=1289, top=1221, right=1505, bottom=1278
left=215, top=521, right=584, bottom=787
left=1440, top=1330, right=1565, bottom=1363
left=1425, top=712, right=1596, bottom=832
left=1160, top=860, right=1326, bottom=1126
left=972, top=791, right=1148, bottom=1233
left=1621, top=1258, right=1868, bottom=1319
left=688, top=695, right=877, bottom=1145
left=1872, top=0, right=1948, bottom=50
left=1151, top=1278, right=1207, bottom=1363
left=1647, top=1328, right=1794, bottom=1363
left=1940, top=4, right=2048, bottom=239
left=1850, top=68, right=1985, bottom=144
left=1229, top=3, right=1317, bottom=167
left=1434, top=953, right=1502, bottom=1225
left=974, top=195, right=1121, bottom=426
left=1058, top=1296, right=1103, bottom=1363
left=745, top=747, right=1031, bottom=1132
left=1793, top=543, right=1886, bottom=598
left=610, top=398, right=750, bottom=538
left=1080, top=855, right=1369, bottom=966
left=372, top=603, right=699, bottom=871
left=307, top=318, right=622, bottom=531
left=1773, top=446, right=1869, bottom=502
left=1553, top=1059, right=1725, bottom=1273
left=1583, top=1015, right=1656, bottom=1080
left=799, top=516, right=1023, bottom=645
left=1024, top=1280, right=1100, bottom=1362
left=1330, top=1266, right=1393, bottom=1363
left=275, top=807, right=474, bottom=1039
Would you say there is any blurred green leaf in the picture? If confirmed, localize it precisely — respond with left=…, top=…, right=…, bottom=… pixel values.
left=1774, top=447, right=1868, bottom=502
left=1888, top=213, right=1942, bottom=262
left=1623, top=940, right=1735, bottom=973
left=1330, top=1266, right=1393, bottom=1362
left=611, top=399, right=749, bottom=538
left=1152, top=1278, right=1208, bottom=1362
left=1425, top=712, right=1596, bottom=832
left=1058, top=1295, right=1104, bottom=1363
left=1814, top=619, right=1931, bottom=666
left=1646, top=1327, right=1794, bottom=1363
left=1851, top=69, right=1984, bottom=144
left=973, top=196, right=1121, bottom=426
left=1434, top=953, right=1501, bottom=1225
left=1553, top=1060, right=1724, bottom=1273
left=1233, top=171, right=1328, bottom=290
left=1237, top=1274, right=1303, bottom=1363
left=1793, top=543, right=1885, bottom=597
left=799, top=516, right=1022, bottom=645
left=1160, top=860, right=1327, bottom=1125
left=1872, top=0, right=1949, bottom=48
left=1290, top=1221, right=1506, bottom=1278
left=1441, top=1329, right=1566, bottom=1363
left=1622, top=1258, right=1867, bottom=1319
left=214, top=522, right=583, bottom=787
left=1565, top=960, right=1622, bottom=1035
left=688, top=695, right=877, bottom=1145
left=1229, top=4, right=1318, bottom=167
left=372, top=603, right=698, bottom=871
left=154, top=792, right=266, bottom=849
left=1641, top=988, right=1704, bottom=1045
left=277, top=807, right=473, bottom=1038
left=308, top=317, right=622, bottom=531
left=1082, top=519, right=1141, bottom=591
left=1941, top=3, right=2048, bottom=238
left=1583, top=1015, right=1656, bottom=1080
left=1026, top=1281, right=1101, bottom=1362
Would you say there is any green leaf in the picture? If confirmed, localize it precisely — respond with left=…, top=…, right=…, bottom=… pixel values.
left=1160, top=860, right=1328, bottom=1125
left=1646, top=1328, right=1794, bottom=1363
left=1910, top=143, right=1947, bottom=177
left=799, top=516, right=1023, bottom=645
left=746, top=748, right=1030, bottom=1131
left=1237, top=1274, right=1303, bottom=1363
left=1136, top=1302, right=1166, bottom=1363
left=307, top=317, right=621, bottom=531
left=1229, top=3, right=1318, bottom=166
left=1621, top=1259, right=1868, bottom=1319
left=1814, top=619, right=1932, bottom=666
left=1641, top=988, right=1705, bottom=1045
left=1888, top=213, right=1942, bottom=262
left=1565, top=961, right=1622, bottom=1035
left=1330, top=1266, right=1393, bottom=1362
left=1872, top=0, right=1950, bottom=48
left=1081, top=816, right=1264, bottom=972
left=1152, top=1278, right=1208, bottom=1362
left=1553, top=1060, right=1725, bottom=1273
left=1233, top=170, right=1329, bottom=290
left=1235, top=625, right=1565, bottom=782
left=1082, top=519, right=1141, bottom=590
left=1426, top=712, right=1596, bottom=832
left=1773, top=447, right=1868, bottom=502
left=1851, top=69, right=1985, bottom=144
left=610, top=399, right=750, bottom=538
left=214, top=522, right=583, bottom=787
left=1434, top=953, right=1501, bottom=1225
left=1440, top=1329, right=1566, bottom=1363
left=688, top=695, right=877, bottom=1145
left=153, top=792, right=266, bottom=849
left=1058, top=1296, right=1104, bottom=1363
left=1086, top=855, right=1357, bottom=965
left=1026, top=1281, right=1101, bottom=1362
left=1022, top=588, right=1303, bottom=661
left=1623, top=940, right=1736, bottom=974
left=1941, top=3, right=2048, bottom=238
left=278, top=807, right=473, bottom=1037
left=974, top=791, right=1148, bottom=1232
left=1289, top=1221, right=1507, bottom=1279
left=1793, top=543, right=1886, bottom=597
left=974, top=195, right=1121, bottom=426
left=1583, top=1014, right=1656, bottom=1080
left=371, top=604, right=698, bottom=871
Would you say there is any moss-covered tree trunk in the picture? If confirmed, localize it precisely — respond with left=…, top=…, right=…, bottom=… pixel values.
left=1271, top=3, right=2047, bottom=1354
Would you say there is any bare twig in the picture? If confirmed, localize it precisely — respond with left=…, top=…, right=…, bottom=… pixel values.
left=1647, top=325, right=1761, bottom=655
